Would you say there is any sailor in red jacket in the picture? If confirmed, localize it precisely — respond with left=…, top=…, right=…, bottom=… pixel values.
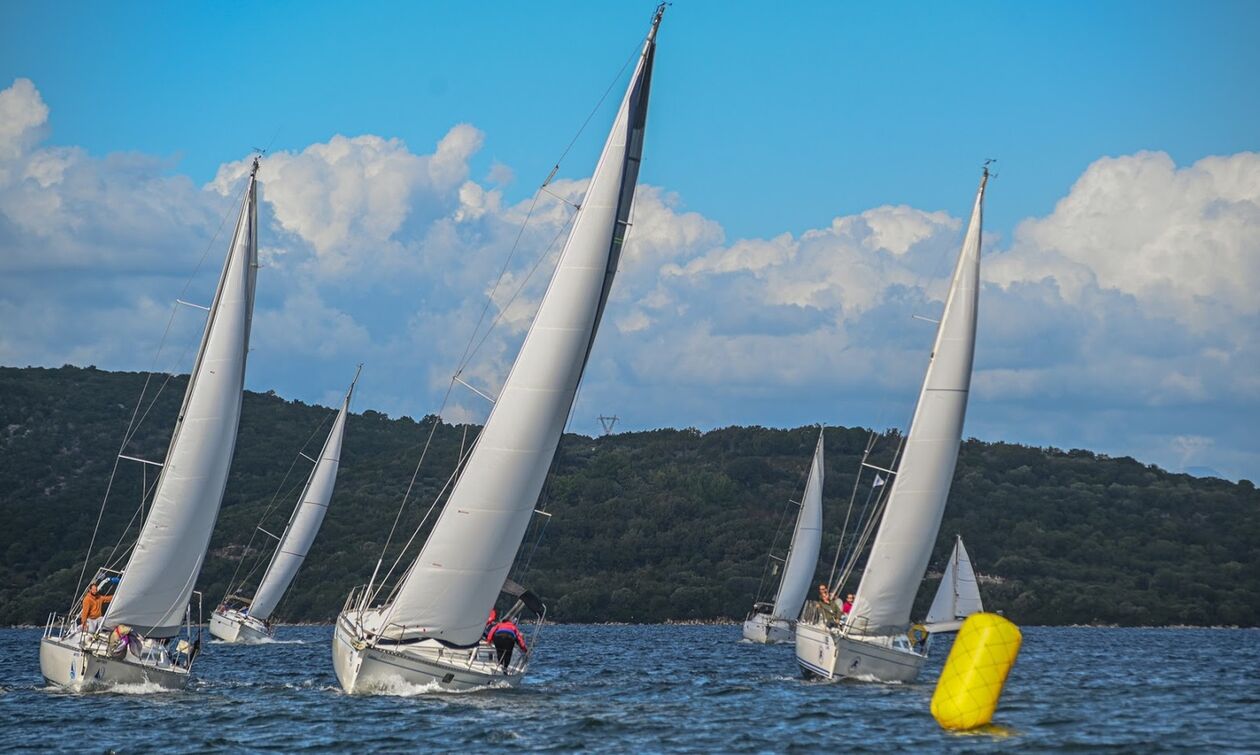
left=489, top=618, right=527, bottom=670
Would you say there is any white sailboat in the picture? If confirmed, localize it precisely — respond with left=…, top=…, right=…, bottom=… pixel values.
left=332, top=5, right=665, bottom=693
left=743, top=430, right=824, bottom=644
left=923, top=535, right=984, bottom=633
left=209, top=368, right=359, bottom=644
left=39, top=158, right=261, bottom=690
left=795, top=166, right=989, bottom=683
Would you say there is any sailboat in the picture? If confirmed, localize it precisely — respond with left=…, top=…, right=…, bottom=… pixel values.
left=923, top=535, right=984, bottom=633
left=209, top=368, right=359, bottom=644
left=743, top=430, right=824, bottom=644
left=39, top=158, right=261, bottom=690
left=795, top=166, right=989, bottom=683
left=332, top=5, right=665, bottom=693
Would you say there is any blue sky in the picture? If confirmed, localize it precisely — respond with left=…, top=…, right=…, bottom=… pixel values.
left=2, top=2, right=1258, bottom=479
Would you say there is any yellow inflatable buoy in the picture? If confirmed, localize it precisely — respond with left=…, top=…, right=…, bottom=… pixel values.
left=930, top=612, right=1022, bottom=731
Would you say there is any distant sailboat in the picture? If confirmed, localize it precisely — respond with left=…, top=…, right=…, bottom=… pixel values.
left=795, top=166, right=990, bottom=683
left=332, top=5, right=666, bottom=693
left=209, top=368, right=359, bottom=644
left=923, top=535, right=984, bottom=633
left=743, top=430, right=824, bottom=644
left=39, top=158, right=261, bottom=690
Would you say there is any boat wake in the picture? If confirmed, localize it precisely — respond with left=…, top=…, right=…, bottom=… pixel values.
left=353, top=677, right=512, bottom=697
left=48, top=680, right=177, bottom=696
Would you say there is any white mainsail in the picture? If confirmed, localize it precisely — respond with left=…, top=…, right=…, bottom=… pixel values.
left=105, top=164, right=260, bottom=638
left=771, top=431, right=824, bottom=621
left=248, top=372, right=357, bottom=621
left=848, top=170, right=987, bottom=636
left=925, top=535, right=983, bottom=629
left=380, top=16, right=661, bottom=645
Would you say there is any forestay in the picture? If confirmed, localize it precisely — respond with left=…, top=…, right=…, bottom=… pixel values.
left=382, top=13, right=662, bottom=645
left=249, top=373, right=357, bottom=621
left=106, top=167, right=260, bottom=638
left=849, top=171, right=987, bottom=636
left=771, top=431, right=824, bottom=620
left=925, top=536, right=983, bottom=629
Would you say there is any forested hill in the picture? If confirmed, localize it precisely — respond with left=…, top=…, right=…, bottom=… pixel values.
left=2, top=365, right=1257, bottom=627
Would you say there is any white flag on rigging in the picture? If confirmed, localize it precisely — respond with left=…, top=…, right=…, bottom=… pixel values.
left=873, top=474, right=886, bottom=487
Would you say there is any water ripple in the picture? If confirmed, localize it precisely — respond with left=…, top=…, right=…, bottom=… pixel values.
left=1, top=626, right=1257, bottom=751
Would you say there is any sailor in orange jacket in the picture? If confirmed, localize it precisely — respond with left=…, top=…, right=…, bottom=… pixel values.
left=80, top=583, right=113, bottom=633
left=488, top=618, right=527, bottom=670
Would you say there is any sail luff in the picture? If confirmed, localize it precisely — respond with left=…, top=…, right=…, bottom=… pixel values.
left=105, top=166, right=260, bottom=638
left=848, top=170, right=987, bottom=636
left=249, top=372, right=357, bottom=621
left=771, top=430, right=825, bottom=620
left=380, top=13, right=663, bottom=645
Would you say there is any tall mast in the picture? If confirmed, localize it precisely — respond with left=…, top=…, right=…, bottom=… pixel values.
left=848, top=167, right=987, bottom=636
left=104, top=160, right=260, bottom=638
left=381, top=8, right=665, bottom=645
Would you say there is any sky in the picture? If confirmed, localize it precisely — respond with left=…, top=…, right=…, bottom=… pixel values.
left=1, top=1, right=1258, bottom=480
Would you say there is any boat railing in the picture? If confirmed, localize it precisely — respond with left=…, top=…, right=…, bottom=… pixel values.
left=343, top=584, right=370, bottom=616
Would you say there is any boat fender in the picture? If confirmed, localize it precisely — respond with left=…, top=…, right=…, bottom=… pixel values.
left=930, top=612, right=1022, bottom=731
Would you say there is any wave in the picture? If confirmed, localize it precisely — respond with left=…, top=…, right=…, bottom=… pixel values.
left=351, top=677, right=512, bottom=697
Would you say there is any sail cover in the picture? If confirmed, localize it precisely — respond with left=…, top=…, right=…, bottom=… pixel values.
left=849, top=171, right=987, bottom=636
left=249, top=374, right=356, bottom=621
left=106, top=168, right=259, bottom=637
left=383, top=11, right=663, bottom=644
left=925, top=536, right=983, bottom=627
left=771, top=431, right=824, bottom=620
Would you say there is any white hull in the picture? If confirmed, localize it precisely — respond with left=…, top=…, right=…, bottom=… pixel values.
left=209, top=609, right=272, bottom=644
left=39, top=633, right=188, bottom=691
left=742, top=613, right=794, bottom=644
left=332, top=613, right=525, bottom=693
left=794, top=620, right=926, bottom=683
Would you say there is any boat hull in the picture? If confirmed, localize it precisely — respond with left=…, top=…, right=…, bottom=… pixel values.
left=209, top=609, right=272, bottom=644
left=742, top=613, right=794, bottom=644
left=39, top=634, right=188, bottom=691
left=795, top=620, right=926, bottom=683
left=332, top=612, right=524, bottom=693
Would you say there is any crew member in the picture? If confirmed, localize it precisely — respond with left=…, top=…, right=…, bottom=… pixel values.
left=80, top=582, right=114, bottom=633
left=482, top=608, right=498, bottom=641
left=842, top=593, right=855, bottom=615
left=489, top=618, right=527, bottom=670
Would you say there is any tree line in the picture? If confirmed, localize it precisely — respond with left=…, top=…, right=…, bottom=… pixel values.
left=1, top=365, right=1256, bottom=627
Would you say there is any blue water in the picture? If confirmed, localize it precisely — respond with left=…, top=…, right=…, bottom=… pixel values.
left=1, top=626, right=1257, bottom=751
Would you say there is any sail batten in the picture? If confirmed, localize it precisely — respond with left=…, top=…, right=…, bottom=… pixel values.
left=771, top=431, right=824, bottom=620
left=249, top=374, right=356, bottom=621
left=381, top=12, right=662, bottom=644
left=105, top=167, right=260, bottom=638
left=849, top=171, right=987, bottom=636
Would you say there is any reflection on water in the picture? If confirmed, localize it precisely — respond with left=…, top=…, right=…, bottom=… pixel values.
left=2, top=625, right=1257, bottom=751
